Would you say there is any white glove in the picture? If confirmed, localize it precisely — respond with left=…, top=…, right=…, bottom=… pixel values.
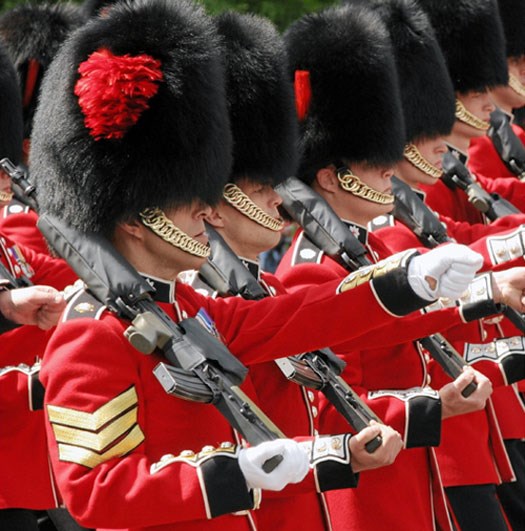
left=238, top=439, right=309, bottom=491
left=408, top=244, right=483, bottom=300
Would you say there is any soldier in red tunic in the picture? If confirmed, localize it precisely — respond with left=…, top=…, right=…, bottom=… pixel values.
left=29, top=2, right=479, bottom=530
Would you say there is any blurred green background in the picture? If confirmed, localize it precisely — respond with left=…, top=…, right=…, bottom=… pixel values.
left=0, top=0, right=336, bottom=30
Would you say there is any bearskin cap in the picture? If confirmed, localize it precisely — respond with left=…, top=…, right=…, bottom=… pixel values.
left=0, top=3, right=85, bottom=138
left=216, top=12, right=298, bottom=187
left=285, top=3, right=405, bottom=183
left=497, top=0, right=525, bottom=59
left=365, top=0, right=455, bottom=142
left=0, top=42, right=23, bottom=165
left=82, top=0, right=134, bottom=18
left=418, top=0, right=508, bottom=93
left=31, top=0, right=232, bottom=236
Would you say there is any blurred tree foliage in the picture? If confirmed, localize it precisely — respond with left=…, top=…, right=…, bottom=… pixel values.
left=0, top=0, right=336, bottom=30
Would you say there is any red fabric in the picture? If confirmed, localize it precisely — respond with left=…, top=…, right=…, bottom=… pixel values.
left=75, top=48, right=163, bottom=140
left=468, top=125, right=525, bottom=179
left=294, top=70, right=312, bottom=122
left=0, top=205, right=50, bottom=255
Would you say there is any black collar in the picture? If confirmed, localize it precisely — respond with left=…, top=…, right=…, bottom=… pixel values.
left=240, top=257, right=260, bottom=280
left=140, top=274, right=176, bottom=303
left=342, top=220, right=368, bottom=245
left=445, top=142, right=468, bottom=165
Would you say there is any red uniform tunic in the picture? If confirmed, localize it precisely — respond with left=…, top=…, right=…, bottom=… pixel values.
left=468, top=124, right=525, bottom=179
left=369, top=217, right=521, bottom=487
left=0, top=200, right=49, bottom=255
left=184, top=264, right=346, bottom=530
left=42, top=265, right=429, bottom=531
left=0, top=234, right=76, bottom=510
left=277, top=225, right=456, bottom=531
left=421, top=146, right=525, bottom=224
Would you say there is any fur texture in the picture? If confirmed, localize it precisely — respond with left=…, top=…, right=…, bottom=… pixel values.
left=0, top=42, right=23, bottom=164
left=284, top=4, right=405, bottom=182
left=366, top=0, right=455, bottom=142
left=0, top=3, right=85, bottom=137
left=418, top=0, right=508, bottom=92
left=216, top=11, right=298, bottom=186
left=31, top=0, right=232, bottom=235
left=497, top=0, right=525, bottom=58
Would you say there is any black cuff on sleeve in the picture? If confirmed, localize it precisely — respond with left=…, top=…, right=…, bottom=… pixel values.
left=316, top=460, right=359, bottom=492
left=0, top=313, right=20, bottom=334
left=461, top=300, right=502, bottom=322
left=200, top=455, right=254, bottom=518
left=406, top=395, right=442, bottom=449
left=372, top=268, right=430, bottom=316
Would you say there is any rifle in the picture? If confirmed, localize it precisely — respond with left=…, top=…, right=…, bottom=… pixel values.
left=0, top=158, right=38, bottom=212
left=441, top=152, right=520, bottom=221
left=391, top=176, right=451, bottom=248
left=276, top=177, right=477, bottom=397
left=200, top=225, right=382, bottom=453
left=391, top=177, right=525, bottom=334
left=488, top=109, right=525, bottom=180
left=38, top=213, right=286, bottom=472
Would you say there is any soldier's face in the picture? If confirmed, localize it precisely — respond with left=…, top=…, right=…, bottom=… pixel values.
left=0, top=169, right=12, bottom=207
left=396, top=137, right=447, bottom=188
left=491, top=57, right=525, bottom=110
left=141, top=200, right=212, bottom=276
left=207, top=178, right=283, bottom=261
left=455, top=90, right=495, bottom=138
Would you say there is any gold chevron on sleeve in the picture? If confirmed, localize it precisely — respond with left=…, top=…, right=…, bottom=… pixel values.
left=57, top=425, right=145, bottom=469
left=47, top=386, right=145, bottom=468
left=47, top=386, right=138, bottom=431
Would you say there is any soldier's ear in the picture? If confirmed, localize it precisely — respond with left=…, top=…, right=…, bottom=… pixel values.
left=114, top=218, right=146, bottom=241
left=315, top=166, right=339, bottom=194
left=205, top=208, right=226, bottom=229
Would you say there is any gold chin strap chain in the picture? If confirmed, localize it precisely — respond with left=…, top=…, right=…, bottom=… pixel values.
left=403, top=144, right=443, bottom=179
left=0, top=191, right=13, bottom=202
left=508, top=74, right=525, bottom=98
left=139, top=207, right=211, bottom=258
left=455, top=99, right=489, bottom=131
left=337, top=169, right=395, bottom=205
left=222, top=183, right=284, bottom=232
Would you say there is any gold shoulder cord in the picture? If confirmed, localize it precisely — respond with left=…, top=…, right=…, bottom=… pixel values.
left=0, top=191, right=14, bottom=202
left=403, top=144, right=443, bottom=179
left=337, top=169, right=394, bottom=205
left=455, top=99, right=489, bottom=131
left=140, top=207, right=211, bottom=258
left=508, top=74, right=525, bottom=98
left=223, top=183, right=284, bottom=232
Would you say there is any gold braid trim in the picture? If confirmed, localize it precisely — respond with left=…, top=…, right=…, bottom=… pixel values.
left=140, top=207, right=211, bottom=258
left=223, top=183, right=284, bottom=232
left=508, top=74, right=525, bottom=98
left=455, top=99, right=489, bottom=131
left=337, top=169, right=394, bottom=205
left=403, top=144, right=443, bottom=179
left=0, top=190, right=13, bottom=202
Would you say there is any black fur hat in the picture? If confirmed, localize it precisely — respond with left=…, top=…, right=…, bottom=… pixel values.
left=0, top=3, right=85, bottom=138
left=284, top=3, right=405, bottom=183
left=216, top=12, right=298, bottom=187
left=497, top=0, right=525, bottom=59
left=418, top=0, right=508, bottom=93
left=31, top=0, right=232, bottom=236
left=366, top=0, right=455, bottom=142
left=82, top=0, right=133, bottom=18
left=0, top=42, right=23, bottom=165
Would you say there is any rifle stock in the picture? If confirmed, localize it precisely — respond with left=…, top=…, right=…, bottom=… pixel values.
left=488, top=109, right=525, bottom=179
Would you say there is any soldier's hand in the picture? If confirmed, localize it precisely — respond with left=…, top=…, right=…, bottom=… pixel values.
left=349, top=421, right=403, bottom=473
left=440, top=367, right=492, bottom=419
left=0, top=286, right=66, bottom=330
left=408, top=244, right=483, bottom=300
left=239, top=439, right=309, bottom=491
left=492, top=268, right=525, bottom=312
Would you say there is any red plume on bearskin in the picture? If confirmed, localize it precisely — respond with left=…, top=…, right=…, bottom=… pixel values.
left=294, top=70, right=311, bottom=122
left=75, top=48, right=163, bottom=141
